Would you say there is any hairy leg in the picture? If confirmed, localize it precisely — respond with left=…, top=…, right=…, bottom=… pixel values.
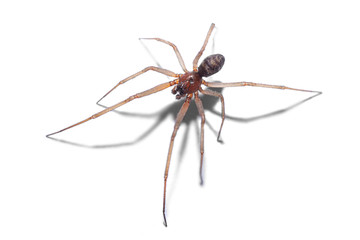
left=199, top=87, right=225, bottom=141
left=163, top=94, right=192, bottom=227
left=202, top=80, right=321, bottom=93
left=97, top=66, right=178, bottom=104
left=194, top=92, right=206, bottom=185
left=140, top=38, right=188, bottom=72
left=47, top=80, right=178, bottom=138
left=193, top=23, right=216, bottom=71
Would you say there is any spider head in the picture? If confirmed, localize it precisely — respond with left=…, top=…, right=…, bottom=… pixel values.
left=197, top=54, right=225, bottom=78
left=172, top=71, right=202, bottom=99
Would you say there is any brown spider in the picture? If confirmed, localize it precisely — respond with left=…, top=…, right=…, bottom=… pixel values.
left=47, top=23, right=320, bottom=227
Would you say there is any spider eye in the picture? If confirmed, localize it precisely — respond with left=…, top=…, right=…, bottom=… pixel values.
left=189, top=77, right=194, bottom=84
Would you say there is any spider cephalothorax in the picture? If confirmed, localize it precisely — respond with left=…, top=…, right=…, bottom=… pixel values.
left=172, top=54, right=225, bottom=99
left=172, top=72, right=202, bottom=99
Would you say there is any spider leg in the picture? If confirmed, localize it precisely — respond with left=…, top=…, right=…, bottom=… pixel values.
left=139, top=38, right=188, bottom=72
left=202, top=80, right=322, bottom=94
left=192, top=23, right=216, bottom=71
left=97, top=66, right=178, bottom=104
left=46, top=80, right=178, bottom=138
left=199, top=87, right=225, bottom=141
left=194, top=92, right=206, bottom=185
left=163, top=94, right=192, bottom=227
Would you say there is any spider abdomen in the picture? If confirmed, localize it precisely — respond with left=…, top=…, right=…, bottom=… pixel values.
left=197, top=54, right=225, bottom=77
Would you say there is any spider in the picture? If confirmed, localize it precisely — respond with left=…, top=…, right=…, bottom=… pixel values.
left=47, top=23, right=321, bottom=227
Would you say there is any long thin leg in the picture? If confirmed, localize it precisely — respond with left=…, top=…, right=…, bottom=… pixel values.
left=202, top=80, right=321, bottom=93
left=199, top=87, right=225, bottom=141
left=97, top=66, right=178, bottom=104
left=194, top=92, right=206, bottom=185
left=192, top=23, right=216, bottom=71
left=163, top=94, right=192, bottom=227
left=46, top=79, right=178, bottom=138
left=140, top=38, right=188, bottom=73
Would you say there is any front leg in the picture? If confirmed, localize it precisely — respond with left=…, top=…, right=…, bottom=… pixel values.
left=163, top=94, right=192, bottom=227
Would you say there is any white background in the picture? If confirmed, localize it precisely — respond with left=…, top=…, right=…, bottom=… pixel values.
left=1, top=0, right=359, bottom=239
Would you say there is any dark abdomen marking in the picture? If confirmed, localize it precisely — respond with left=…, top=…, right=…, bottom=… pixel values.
left=197, top=54, right=225, bottom=77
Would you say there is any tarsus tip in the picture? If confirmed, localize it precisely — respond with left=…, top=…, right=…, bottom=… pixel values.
left=163, top=211, right=168, bottom=227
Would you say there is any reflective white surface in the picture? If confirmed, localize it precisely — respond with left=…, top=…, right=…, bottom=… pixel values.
left=1, top=0, right=359, bottom=239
